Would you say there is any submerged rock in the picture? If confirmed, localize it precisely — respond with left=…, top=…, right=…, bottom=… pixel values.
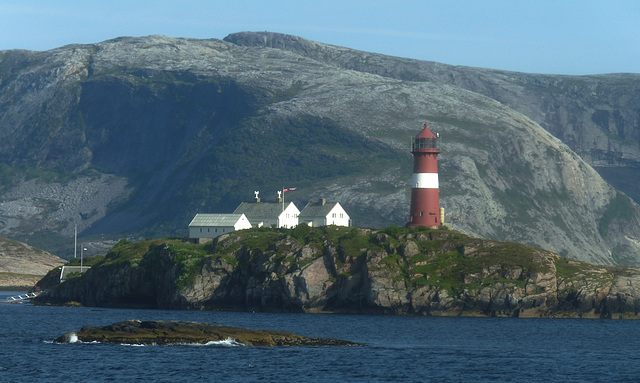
left=55, top=320, right=360, bottom=347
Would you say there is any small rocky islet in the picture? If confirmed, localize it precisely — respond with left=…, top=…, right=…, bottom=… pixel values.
left=36, top=225, right=640, bottom=319
left=55, top=320, right=360, bottom=347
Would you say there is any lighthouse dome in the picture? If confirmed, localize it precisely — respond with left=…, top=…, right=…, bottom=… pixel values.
left=412, top=123, right=438, bottom=152
left=416, top=123, right=437, bottom=139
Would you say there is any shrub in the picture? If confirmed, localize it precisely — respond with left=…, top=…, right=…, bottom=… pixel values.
left=292, top=222, right=311, bottom=240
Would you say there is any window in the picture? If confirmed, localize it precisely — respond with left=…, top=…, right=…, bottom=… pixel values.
left=340, top=213, right=343, bottom=218
left=413, top=137, right=437, bottom=150
left=215, top=228, right=218, bottom=233
left=200, top=228, right=202, bottom=233
left=332, top=213, right=336, bottom=218
left=420, top=212, right=424, bottom=216
left=207, top=228, right=210, bottom=232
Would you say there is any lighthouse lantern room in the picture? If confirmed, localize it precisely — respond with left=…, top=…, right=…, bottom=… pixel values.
left=407, top=122, right=441, bottom=227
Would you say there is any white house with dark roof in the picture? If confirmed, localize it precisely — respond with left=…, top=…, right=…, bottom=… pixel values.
left=233, top=201, right=300, bottom=228
left=299, top=199, right=350, bottom=227
left=188, top=213, right=252, bottom=242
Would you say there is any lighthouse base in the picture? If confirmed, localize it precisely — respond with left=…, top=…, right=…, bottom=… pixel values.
left=407, top=188, right=441, bottom=227
left=406, top=224, right=440, bottom=229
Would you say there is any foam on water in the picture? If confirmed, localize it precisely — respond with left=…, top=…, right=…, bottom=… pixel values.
left=169, top=337, right=244, bottom=347
left=203, top=337, right=244, bottom=347
left=54, top=337, right=244, bottom=347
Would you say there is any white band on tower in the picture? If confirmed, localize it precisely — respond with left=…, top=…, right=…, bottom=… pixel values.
left=412, top=173, right=439, bottom=189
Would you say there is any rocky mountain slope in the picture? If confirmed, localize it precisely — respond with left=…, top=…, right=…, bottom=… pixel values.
left=226, top=32, right=640, bottom=200
left=0, top=237, right=65, bottom=288
left=1, top=33, right=640, bottom=265
left=35, top=227, right=640, bottom=318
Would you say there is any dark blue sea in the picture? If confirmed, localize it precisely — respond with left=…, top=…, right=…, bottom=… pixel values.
left=1, top=291, right=640, bottom=382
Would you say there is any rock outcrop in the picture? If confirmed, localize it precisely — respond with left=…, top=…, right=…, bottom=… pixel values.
left=0, top=237, right=64, bottom=288
left=55, top=320, right=359, bottom=346
left=35, top=227, right=640, bottom=318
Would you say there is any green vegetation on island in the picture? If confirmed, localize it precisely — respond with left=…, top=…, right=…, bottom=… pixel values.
left=35, top=225, right=640, bottom=318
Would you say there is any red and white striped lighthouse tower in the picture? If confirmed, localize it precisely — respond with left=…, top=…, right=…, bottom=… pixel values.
left=407, top=122, right=441, bottom=227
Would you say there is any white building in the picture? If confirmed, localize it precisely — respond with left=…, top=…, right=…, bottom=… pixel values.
left=299, top=199, right=351, bottom=227
left=233, top=201, right=300, bottom=228
left=188, top=213, right=252, bottom=242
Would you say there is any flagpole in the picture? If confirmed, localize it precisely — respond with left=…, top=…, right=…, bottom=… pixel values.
left=282, top=186, right=285, bottom=212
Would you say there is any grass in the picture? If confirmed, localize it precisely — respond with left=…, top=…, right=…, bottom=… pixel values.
left=65, top=255, right=106, bottom=266
left=165, top=241, right=209, bottom=290
left=555, top=257, right=615, bottom=286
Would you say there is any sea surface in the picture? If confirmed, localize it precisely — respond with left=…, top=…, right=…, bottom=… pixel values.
left=1, top=291, right=640, bottom=382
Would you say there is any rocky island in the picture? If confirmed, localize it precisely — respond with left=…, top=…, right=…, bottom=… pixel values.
left=55, top=320, right=359, bottom=347
left=35, top=225, right=640, bottom=318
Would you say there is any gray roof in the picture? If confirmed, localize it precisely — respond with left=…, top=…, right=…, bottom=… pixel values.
left=189, top=213, right=246, bottom=227
left=233, top=202, right=295, bottom=220
left=299, top=201, right=339, bottom=219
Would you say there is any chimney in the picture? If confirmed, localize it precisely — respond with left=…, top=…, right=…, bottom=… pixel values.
left=254, top=191, right=260, bottom=203
left=320, top=198, right=326, bottom=205
left=277, top=190, right=282, bottom=203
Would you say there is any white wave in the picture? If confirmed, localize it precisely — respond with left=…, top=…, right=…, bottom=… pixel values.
left=204, top=337, right=244, bottom=347
left=170, top=337, right=245, bottom=347
left=53, top=336, right=244, bottom=347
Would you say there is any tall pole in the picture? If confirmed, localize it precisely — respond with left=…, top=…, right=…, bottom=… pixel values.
left=80, top=243, right=83, bottom=272
left=74, top=224, right=77, bottom=259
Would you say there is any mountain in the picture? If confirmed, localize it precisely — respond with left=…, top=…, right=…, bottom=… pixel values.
left=0, top=236, right=65, bottom=288
left=225, top=32, right=640, bottom=199
left=1, top=32, right=640, bottom=265
left=35, top=227, right=640, bottom=318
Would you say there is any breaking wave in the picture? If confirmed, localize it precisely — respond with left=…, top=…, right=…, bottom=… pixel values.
left=203, top=337, right=244, bottom=347
left=172, top=337, right=245, bottom=347
left=58, top=337, right=245, bottom=347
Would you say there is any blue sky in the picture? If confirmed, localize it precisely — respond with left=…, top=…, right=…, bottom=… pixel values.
left=1, top=1, right=638, bottom=75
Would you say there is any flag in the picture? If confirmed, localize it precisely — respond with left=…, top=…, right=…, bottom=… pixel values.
left=283, top=187, right=297, bottom=193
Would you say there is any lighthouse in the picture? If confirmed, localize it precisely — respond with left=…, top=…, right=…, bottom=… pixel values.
left=407, top=122, right=441, bottom=227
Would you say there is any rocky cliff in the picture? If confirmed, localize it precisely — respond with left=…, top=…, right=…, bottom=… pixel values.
left=35, top=227, right=640, bottom=318
left=2, top=33, right=640, bottom=266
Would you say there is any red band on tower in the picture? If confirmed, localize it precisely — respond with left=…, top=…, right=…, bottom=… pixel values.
left=407, top=123, right=441, bottom=227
